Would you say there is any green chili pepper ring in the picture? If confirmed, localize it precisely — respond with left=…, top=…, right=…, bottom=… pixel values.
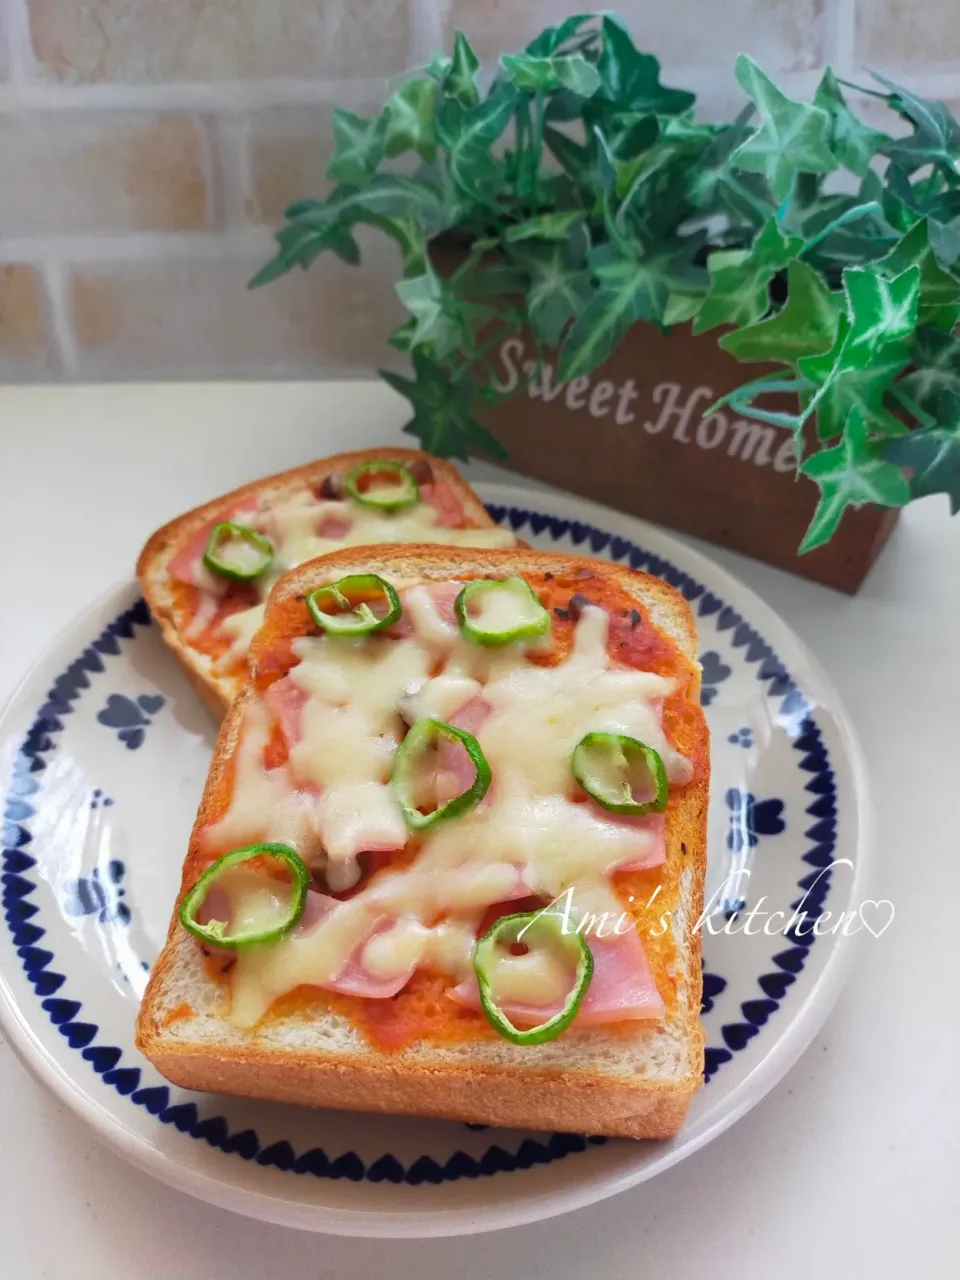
left=474, top=910, right=593, bottom=1046
left=344, top=459, right=419, bottom=512
left=306, top=572, right=402, bottom=636
left=571, top=731, right=669, bottom=815
left=179, top=843, right=309, bottom=949
left=202, top=520, right=274, bottom=582
left=391, top=717, right=491, bottom=830
left=454, top=576, right=551, bottom=646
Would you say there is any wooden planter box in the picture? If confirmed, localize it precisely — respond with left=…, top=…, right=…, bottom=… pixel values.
left=474, top=323, right=898, bottom=593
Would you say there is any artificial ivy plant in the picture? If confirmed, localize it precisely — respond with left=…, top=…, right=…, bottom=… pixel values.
left=252, top=13, right=960, bottom=552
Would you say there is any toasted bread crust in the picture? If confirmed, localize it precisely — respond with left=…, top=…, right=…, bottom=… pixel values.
left=137, top=448, right=508, bottom=717
left=137, top=548, right=709, bottom=1140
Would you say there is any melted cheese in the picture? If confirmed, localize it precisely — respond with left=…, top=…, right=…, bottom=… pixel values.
left=216, top=866, right=293, bottom=936
left=213, top=595, right=692, bottom=1027
left=488, top=947, right=573, bottom=1007
left=212, top=603, right=266, bottom=673
left=181, top=481, right=516, bottom=672
left=284, top=634, right=428, bottom=879
left=202, top=703, right=318, bottom=857
left=400, top=673, right=482, bottom=724
left=466, top=577, right=543, bottom=635
left=360, top=919, right=477, bottom=982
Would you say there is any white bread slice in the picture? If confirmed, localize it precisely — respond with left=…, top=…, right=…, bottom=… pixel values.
left=136, top=548, right=709, bottom=1139
left=137, top=448, right=514, bottom=719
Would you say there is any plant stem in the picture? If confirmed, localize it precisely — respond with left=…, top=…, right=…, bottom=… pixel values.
left=889, top=385, right=936, bottom=429
left=836, top=76, right=891, bottom=102
left=531, top=91, right=546, bottom=215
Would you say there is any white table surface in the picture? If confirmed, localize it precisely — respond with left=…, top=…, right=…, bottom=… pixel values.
left=0, top=383, right=957, bottom=1280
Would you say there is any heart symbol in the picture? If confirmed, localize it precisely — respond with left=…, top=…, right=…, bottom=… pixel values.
left=859, top=900, right=895, bottom=938
left=118, top=727, right=145, bottom=750
left=699, top=651, right=732, bottom=686
left=137, top=694, right=165, bottom=716
left=97, top=694, right=144, bottom=729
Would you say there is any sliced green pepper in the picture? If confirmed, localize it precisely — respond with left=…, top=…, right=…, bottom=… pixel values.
left=306, top=572, right=402, bottom=636
left=391, top=717, right=491, bottom=830
left=454, top=576, right=551, bottom=647
left=203, top=521, right=274, bottom=582
left=474, top=909, right=593, bottom=1045
left=571, top=731, right=668, bottom=815
left=179, top=843, right=308, bottom=949
left=344, top=459, right=419, bottom=512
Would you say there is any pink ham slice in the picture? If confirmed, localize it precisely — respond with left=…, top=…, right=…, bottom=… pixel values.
left=604, top=811, right=666, bottom=872
left=433, top=695, right=493, bottom=805
left=317, top=515, right=352, bottom=539
left=167, top=501, right=259, bottom=587
left=449, top=911, right=665, bottom=1025
left=294, top=892, right=413, bottom=997
left=295, top=869, right=533, bottom=998
left=263, top=674, right=306, bottom=748
left=420, top=481, right=465, bottom=528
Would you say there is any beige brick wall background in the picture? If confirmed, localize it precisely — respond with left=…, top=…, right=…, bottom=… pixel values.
left=0, top=0, right=956, bottom=381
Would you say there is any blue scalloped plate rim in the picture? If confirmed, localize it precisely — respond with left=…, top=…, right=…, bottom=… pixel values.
left=0, top=482, right=871, bottom=1237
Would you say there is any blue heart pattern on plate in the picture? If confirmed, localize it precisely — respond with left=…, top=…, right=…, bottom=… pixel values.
left=96, top=692, right=165, bottom=750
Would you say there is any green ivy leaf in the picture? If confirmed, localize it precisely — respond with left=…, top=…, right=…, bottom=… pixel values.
left=383, top=79, right=439, bottom=161
left=437, top=84, right=517, bottom=206
left=442, top=31, right=481, bottom=107
left=360, top=214, right=427, bottom=276
left=387, top=317, right=418, bottom=352
left=594, top=116, right=660, bottom=200
left=595, top=16, right=694, bottom=116
left=249, top=220, right=361, bottom=288
left=504, top=211, right=586, bottom=242
left=883, top=390, right=960, bottom=512
left=326, top=109, right=386, bottom=186
left=395, top=265, right=465, bottom=360
left=510, top=236, right=592, bottom=347
left=542, top=123, right=594, bottom=188
left=798, top=317, right=911, bottom=441
left=524, top=14, right=595, bottom=57
left=839, top=264, right=921, bottom=368
left=425, top=51, right=452, bottom=81
left=663, top=291, right=705, bottom=326
left=695, top=217, right=802, bottom=333
left=380, top=352, right=507, bottom=460
left=875, top=219, right=960, bottom=333
left=901, top=327, right=960, bottom=410
left=721, top=259, right=842, bottom=362
left=558, top=237, right=705, bottom=380
left=873, top=73, right=960, bottom=176
left=813, top=69, right=890, bottom=177
left=731, top=56, right=837, bottom=201
left=500, top=52, right=600, bottom=98
left=799, top=408, right=911, bottom=552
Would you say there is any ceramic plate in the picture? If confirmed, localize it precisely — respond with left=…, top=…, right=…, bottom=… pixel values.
left=0, top=483, right=871, bottom=1237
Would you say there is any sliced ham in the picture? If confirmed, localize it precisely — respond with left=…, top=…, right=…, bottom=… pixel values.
left=420, top=481, right=465, bottom=528
left=449, top=910, right=664, bottom=1025
left=317, top=515, right=352, bottom=539
left=167, top=501, right=259, bottom=587
left=431, top=695, right=493, bottom=806
left=605, top=811, right=666, bottom=872
left=263, top=674, right=306, bottom=747
left=295, top=892, right=412, bottom=997
left=427, top=580, right=462, bottom=626
left=448, top=694, right=492, bottom=737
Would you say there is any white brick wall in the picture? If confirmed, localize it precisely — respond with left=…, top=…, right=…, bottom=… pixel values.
left=0, top=0, right=958, bottom=380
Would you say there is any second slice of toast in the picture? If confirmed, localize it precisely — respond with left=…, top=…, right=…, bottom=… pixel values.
left=138, top=448, right=517, bottom=716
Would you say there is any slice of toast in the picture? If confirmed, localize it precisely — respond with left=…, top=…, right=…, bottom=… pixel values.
left=137, top=448, right=517, bottom=718
left=136, top=548, right=709, bottom=1139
